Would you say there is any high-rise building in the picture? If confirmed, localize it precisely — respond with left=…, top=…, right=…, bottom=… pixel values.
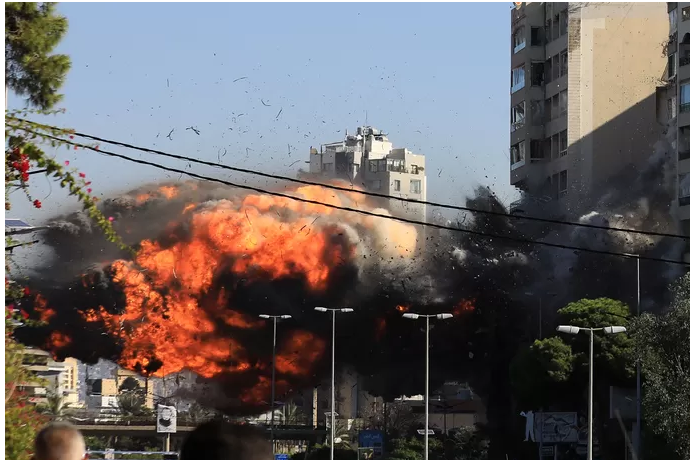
left=307, top=126, right=427, bottom=224
left=510, top=2, right=668, bottom=215
left=668, top=3, right=690, bottom=242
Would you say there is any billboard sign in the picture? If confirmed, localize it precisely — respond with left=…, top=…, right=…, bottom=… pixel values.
left=157, top=405, right=177, bottom=433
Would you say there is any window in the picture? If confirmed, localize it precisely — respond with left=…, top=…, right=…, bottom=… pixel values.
left=411, top=164, right=419, bottom=174
left=669, top=53, right=677, bottom=79
left=513, top=26, right=526, bottom=53
left=670, top=7, right=678, bottom=31
left=410, top=179, right=422, bottom=194
left=553, top=55, right=560, bottom=80
left=683, top=6, right=690, bottom=21
left=530, top=139, right=544, bottom=161
left=680, top=173, right=690, bottom=199
left=510, top=141, right=525, bottom=168
left=553, top=13, right=561, bottom=40
left=368, top=161, right=378, bottom=173
left=545, top=58, right=552, bottom=84
left=669, top=96, right=678, bottom=120
left=558, top=170, right=568, bottom=197
left=551, top=93, right=559, bottom=120
left=530, top=27, right=543, bottom=46
left=393, top=180, right=401, bottom=192
left=530, top=100, right=544, bottom=125
left=559, top=9, right=568, bottom=37
left=322, top=163, right=333, bottom=172
left=681, top=81, right=690, bottom=112
left=543, top=138, right=552, bottom=161
left=560, top=90, right=568, bottom=116
left=531, top=62, right=545, bottom=86
left=511, top=101, right=526, bottom=132
left=511, top=65, right=525, bottom=93
left=545, top=19, right=552, bottom=44
left=559, top=129, right=568, bottom=156
left=560, top=51, right=568, bottom=77
left=370, top=180, right=382, bottom=190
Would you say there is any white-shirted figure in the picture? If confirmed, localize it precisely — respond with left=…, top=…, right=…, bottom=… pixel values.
left=520, top=410, right=535, bottom=441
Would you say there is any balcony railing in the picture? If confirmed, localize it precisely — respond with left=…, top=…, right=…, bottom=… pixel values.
left=681, top=102, right=690, bottom=114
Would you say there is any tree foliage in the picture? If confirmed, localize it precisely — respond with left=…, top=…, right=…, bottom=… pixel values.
left=631, top=274, right=690, bottom=460
left=5, top=2, right=71, bottom=110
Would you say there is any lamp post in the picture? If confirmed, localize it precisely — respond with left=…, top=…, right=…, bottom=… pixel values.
left=314, top=307, right=353, bottom=460
left=557, top=325, right=627, bottom=460
left=259, top=314, right=292, bottom=454
left=402, top=312, right=453, bottom=460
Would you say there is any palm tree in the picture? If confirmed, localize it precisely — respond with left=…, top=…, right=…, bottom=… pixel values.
left=37, top=390, right=71, bottom=421
left=282, top=402, right=304, bottom=425
left=331, top=419, right=353, bottom=449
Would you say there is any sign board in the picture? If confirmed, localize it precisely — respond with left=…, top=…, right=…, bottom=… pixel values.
left=520, top=411, right=578, bottom=443
left=416, top=429, right=435, bottom=435
left=537, top=412, right=578, bottom=443
left=358, top=430, right=384, bottom=449
left=157, top=405, right=177, bottom=434
left=275, top=454, right=289, bottom=460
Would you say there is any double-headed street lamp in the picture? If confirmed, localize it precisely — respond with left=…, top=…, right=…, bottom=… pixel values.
left=402, top=312, right=453, bottom=460
left=259, top=314, right=292, bottom=453
left=557, top=325, right=627, bottom=460
left=314, top=307, right=353, bottom=460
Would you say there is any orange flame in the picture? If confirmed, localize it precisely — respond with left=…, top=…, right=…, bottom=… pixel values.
left=452, top=298, right=476, bottom=316
left=396, top=305, right=409, bottom=312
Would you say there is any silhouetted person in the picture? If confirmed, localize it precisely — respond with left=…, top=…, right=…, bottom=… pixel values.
left=180, top=421, right=272, bottom=460
left=34, top=422, right=87, bottom=460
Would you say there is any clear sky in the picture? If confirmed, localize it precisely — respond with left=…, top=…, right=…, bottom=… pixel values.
left=8, top=2, right=514, bottom=223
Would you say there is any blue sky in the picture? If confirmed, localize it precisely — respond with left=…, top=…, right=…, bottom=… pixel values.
left=8, top=2, right=513, bottom=222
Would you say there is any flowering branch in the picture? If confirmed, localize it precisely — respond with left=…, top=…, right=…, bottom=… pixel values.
left=5, top=109, right=130, bottom=253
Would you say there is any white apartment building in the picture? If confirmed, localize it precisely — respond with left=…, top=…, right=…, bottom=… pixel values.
left=308, top=126, right=428, bottom=225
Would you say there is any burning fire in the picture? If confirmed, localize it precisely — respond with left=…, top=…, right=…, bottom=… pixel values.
left=38, top=183, right=423, bottom=403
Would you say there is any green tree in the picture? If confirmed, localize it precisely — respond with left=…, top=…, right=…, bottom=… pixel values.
left=117, top=377, right=150, bottom=418
left=442, top=426, right=489, bottom=460
left=631, top=274, right=690, bottom=460
left=386, top=436, right=443, bottom=460
left=36, top=386, right=73, bottom=421
left=5, top=2, right=71, bottom=110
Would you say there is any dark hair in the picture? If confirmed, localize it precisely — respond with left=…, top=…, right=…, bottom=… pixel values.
left=180, top=421, right=272, bottom=460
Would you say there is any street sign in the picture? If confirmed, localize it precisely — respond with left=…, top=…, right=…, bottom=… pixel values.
left=156, top=405, right=177, bottom=434
left=416, top=429, right=435, bottom=435
left=275, top=454, right=289, bottom=460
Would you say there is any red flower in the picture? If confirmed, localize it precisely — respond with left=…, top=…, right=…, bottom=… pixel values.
left=87, top=188, right=92, bottom=194
left=85, top=181, right=92, bottom=186
left=21, top=172, right=29, bottom=182
left=69, top=135, right=74, bottom=139
left=19, top=309, right=29, bottom=320
left=94, top=145, right=100, bottom=151
left=108, top=216, right=114, bottom=222
left=33, top=199, right=42, bottom=209
left=79, top=172, right=86, bottom=178
left=64, top=160, right=70, bottom=166
left=23, top=287, right=30, bottom=296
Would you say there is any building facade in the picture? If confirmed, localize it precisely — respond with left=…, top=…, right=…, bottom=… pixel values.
left=668, top=3, right=690, bottom=243
left=21, top=348, right=81, bottom=407
left=308, top=126, right=428, bottom=224
left=510, top=2, right=668, bottom=214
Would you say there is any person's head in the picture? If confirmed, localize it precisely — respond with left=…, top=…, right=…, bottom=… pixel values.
left=180, top=421, right=271, bottom=460
left=34, top=422, right=86, bottom=460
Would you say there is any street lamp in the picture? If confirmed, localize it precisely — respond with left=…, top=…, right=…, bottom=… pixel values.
left=259, top=314, right=292, bottom=453
left=557, top=324, right=627, bottom=460
left=314, top=307, right=353, bottom=460
left=402, top=312, right=453, bottom=460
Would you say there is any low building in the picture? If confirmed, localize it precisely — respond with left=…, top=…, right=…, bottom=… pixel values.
left=20, top=348, right=81, bottom=407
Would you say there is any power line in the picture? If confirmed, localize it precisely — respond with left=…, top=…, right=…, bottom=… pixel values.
left=12, top=125, right=689, bottom=267
left=7, top=116, right=689, bottom=241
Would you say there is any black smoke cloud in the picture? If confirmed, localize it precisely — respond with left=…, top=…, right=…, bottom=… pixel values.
left=13, top=129, right=682, bottom=426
